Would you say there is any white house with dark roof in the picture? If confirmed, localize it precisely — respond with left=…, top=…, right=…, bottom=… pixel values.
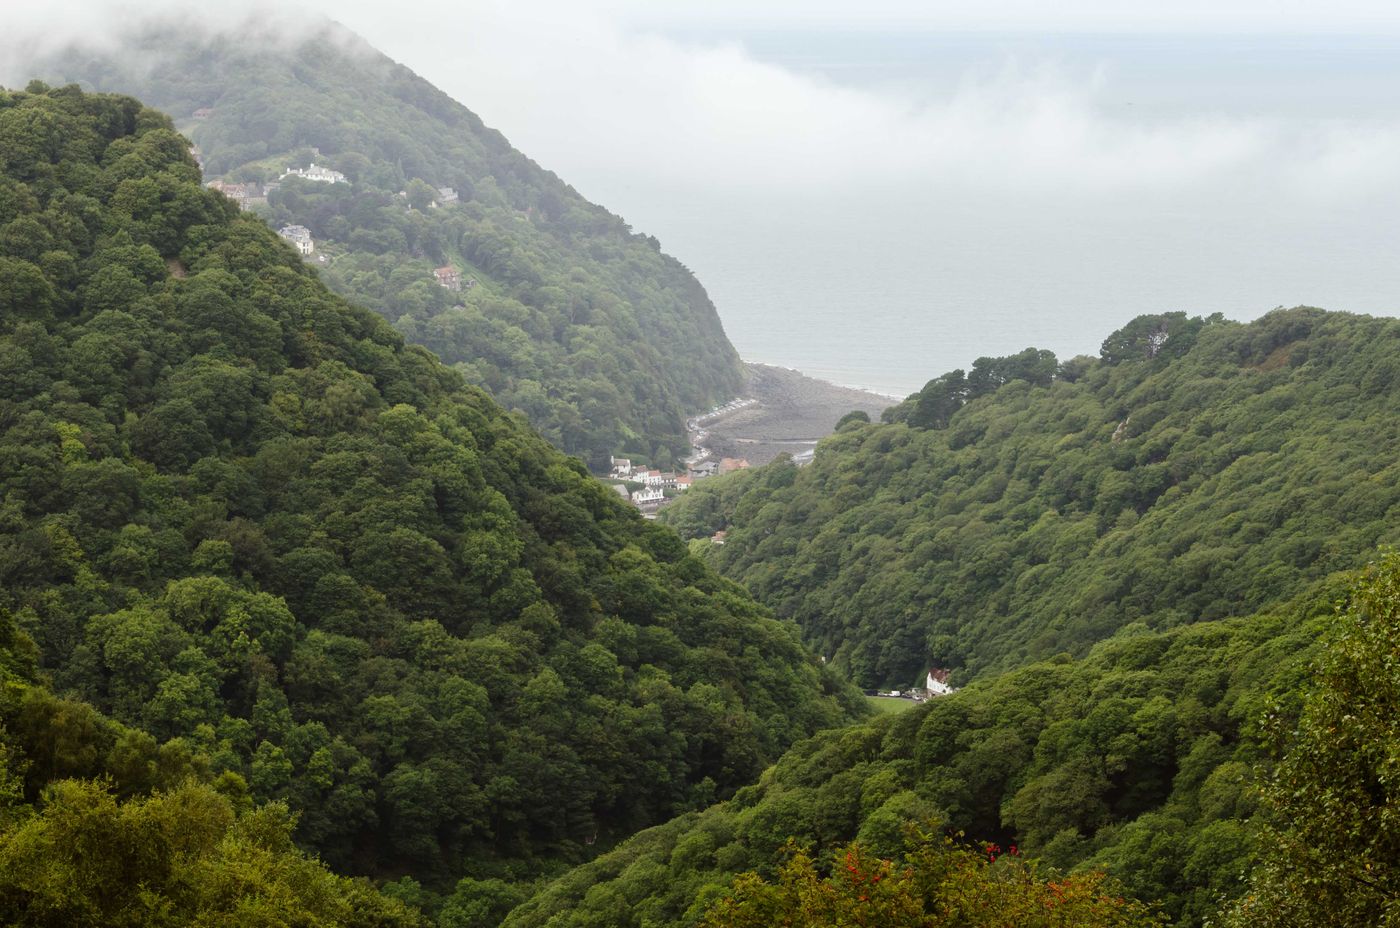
left=277, top=225, right=314, bottom=255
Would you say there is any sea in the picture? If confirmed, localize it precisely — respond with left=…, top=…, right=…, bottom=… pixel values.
left=579, top=31, right=1400, bottom=398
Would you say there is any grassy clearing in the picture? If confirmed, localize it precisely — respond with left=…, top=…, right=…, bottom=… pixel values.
left=865, top=695, right=918, bottom=714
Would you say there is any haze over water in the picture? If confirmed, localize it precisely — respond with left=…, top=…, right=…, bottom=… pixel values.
left=611, top=31, right=1400, bottom=397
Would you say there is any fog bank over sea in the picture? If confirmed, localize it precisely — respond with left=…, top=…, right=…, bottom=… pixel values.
left=602, top=31, right=1400, bottom=397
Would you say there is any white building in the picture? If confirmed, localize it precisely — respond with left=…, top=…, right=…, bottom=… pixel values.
left=281, top=163, right=347, bottom=184
left=609, top=456, right=633, bottom=478
left=278, top=225, right=314, bottom=255
left=926, top=668, right=956, bottom=697
left=633, top=486, right=665, bottom=505
left=437, top=186, right=459, bottom=204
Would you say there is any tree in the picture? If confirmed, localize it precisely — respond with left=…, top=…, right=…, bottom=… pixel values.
left=702, top=834, right=1164, bottom=928
left=0, top=779, right=423, bottom=927
left=908, top=370, right=966, bottom=430
left=406, top=179, right=438, bottom=212
left=1221, top=556, right=1400, bottom=928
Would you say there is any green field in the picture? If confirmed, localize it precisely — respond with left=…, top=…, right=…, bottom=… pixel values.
left=865, top=695, right=919, bottom=714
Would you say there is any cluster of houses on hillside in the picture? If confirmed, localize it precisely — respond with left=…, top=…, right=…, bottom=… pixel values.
left=607, top=458, right=696, bottom=514
left=606, top=453, right=752, bottom=516
left=604, top=395, right=765, bottom=516
left=434, top=266, right=478, bottom=292
left=209, top=165, right=342, bottom=212
left=868, top=668, right=959, bottom=702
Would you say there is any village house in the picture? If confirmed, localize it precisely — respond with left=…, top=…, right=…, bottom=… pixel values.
left=675, top=475, right=693, bottom=491
left=690, top=461, right=719, bottom=478
left=633, top=486, right=665, bottom=506
left=437, top=186, right=459, bottom=205
left=434, top=266, right=463, bottom=291
left=710, top=530, right=728, bottom=544
left=719, top=457, right=751, bottom=474
left=609, top=484, right=631, bottom=502
left=638, top=469, right=669, bottom=487
left=277, top=225, right=315, bottom=256
left=925, top=668, right=956, bottom=697
left=609, top=457, right=633, bottom=478
left=281, top=163, right=348, bottom=184
left=207, top=181, right=266, bottom=212
left=192, top=107, right=214, bottom=120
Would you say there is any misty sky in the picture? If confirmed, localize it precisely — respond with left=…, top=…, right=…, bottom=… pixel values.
left=8, top=2, right=1400, bottom=393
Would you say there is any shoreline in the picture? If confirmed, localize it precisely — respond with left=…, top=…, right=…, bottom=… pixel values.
left=742, top=360, right=907, bottom=402
left=691, top=362, right=896, bottom=468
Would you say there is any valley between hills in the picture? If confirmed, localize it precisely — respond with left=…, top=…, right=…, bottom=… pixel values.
left=0, top=13, right=1395, bottom=928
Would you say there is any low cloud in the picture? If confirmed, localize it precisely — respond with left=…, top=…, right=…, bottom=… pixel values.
left=6, top=0, right=1400, bottom=205
left=304, top=0, right=1400, bottom=208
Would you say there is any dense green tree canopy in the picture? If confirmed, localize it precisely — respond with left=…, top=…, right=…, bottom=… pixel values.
left=34, top=20, right=744, bottom=467
left=1223, top=556, right=1400, bottom=927
left=6, top=54, right=1397, bottom=928
left=0, top=84, right=859, bottom=896
left=665, top=308, right=1400, bottom=685
left=503, top=579, right=1336, bottom=928
left=0, top=779, right=424, bottom=928
left=0, top=558, right=419, bottom=926
left=701, top=835, right=1164, bottom=928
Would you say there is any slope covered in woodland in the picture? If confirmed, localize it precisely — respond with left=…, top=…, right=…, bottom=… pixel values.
left=505, top=562, right=1399, bottom=928
left=6, top=55, right=1399, bottom=928
left=32, top=18, right=744, bottom=468
left=664, top=308, right=1400, bottom=685
left=0, top=84, right=859, bottom=910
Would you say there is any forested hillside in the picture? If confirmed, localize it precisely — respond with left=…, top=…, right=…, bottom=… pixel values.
left=506, top=563, right=1400, bottom=928
left=0, top=605, right=424, bottom=927
left=7, top=48, right=1399, bottom=928
left=32, top=19, right=744, bottom=468
left=664, top=309, right=1400, bottom=686
left=0, top=83, right=859, bottom=915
